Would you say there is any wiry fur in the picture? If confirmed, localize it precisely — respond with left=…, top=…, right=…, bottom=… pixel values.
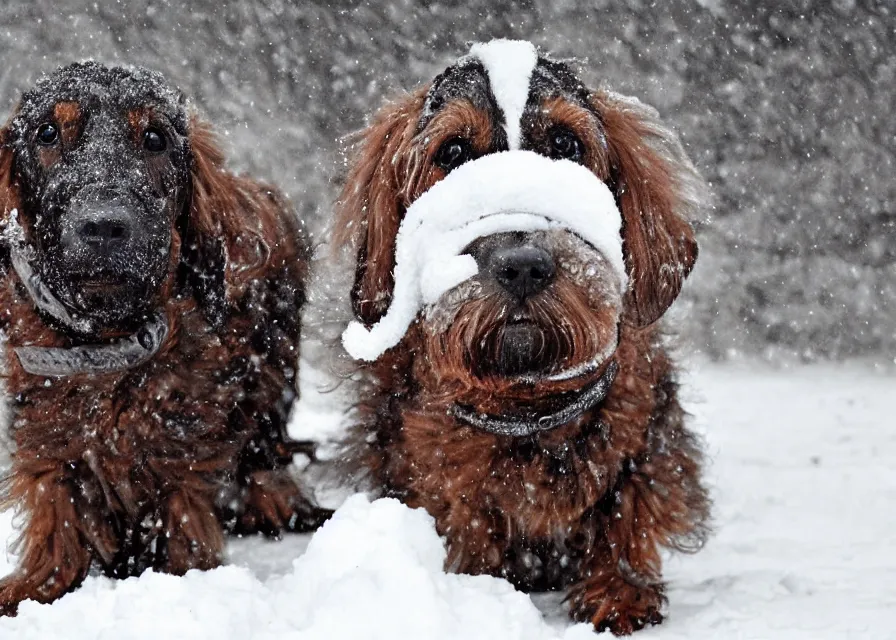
left=0, top=62, right=329, bottom=614
left=336, top=52, right=711, bottom=636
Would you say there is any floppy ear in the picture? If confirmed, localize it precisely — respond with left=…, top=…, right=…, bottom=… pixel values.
left=0, top=123, right=21, bottom=273
left=180, top=118, right=231, bottom=325
left=0, top=127, right=16, bottom=212
left=333, top=88, right=428, bottom=327
left=593, top=91, right=707, bottom=327
left=183, top=117, right=301, bottom=327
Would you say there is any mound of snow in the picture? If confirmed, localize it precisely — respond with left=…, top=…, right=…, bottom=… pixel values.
left=0, top=495, right=591, bottom=640
left=342, top=151, right=625, bottom=362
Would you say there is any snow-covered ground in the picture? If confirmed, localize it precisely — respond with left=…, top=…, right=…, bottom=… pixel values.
left=0, top=362, right=893, bottom=639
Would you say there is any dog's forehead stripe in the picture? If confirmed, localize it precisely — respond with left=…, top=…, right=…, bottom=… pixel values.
left=469, top=40, right=538, bottom=150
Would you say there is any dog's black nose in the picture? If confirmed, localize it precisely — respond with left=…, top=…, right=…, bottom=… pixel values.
left=71, top=207, right=132, bottom=254
left=490, top=246, right=555, bottom=299
left=80, top=218, right=129, bottom=244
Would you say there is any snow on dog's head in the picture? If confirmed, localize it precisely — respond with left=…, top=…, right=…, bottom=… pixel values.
left=341, top=151, right=626, bottom=365
left=336, top=38, right=704, bottom=387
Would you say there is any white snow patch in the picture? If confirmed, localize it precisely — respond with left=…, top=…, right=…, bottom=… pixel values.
left=0, top=495, right=589, bottom=640
left=469, top=39, right=538, bottom=150
left=341, top=151, right=625, bottom=362
left=290, top=355, right=351, bottom=447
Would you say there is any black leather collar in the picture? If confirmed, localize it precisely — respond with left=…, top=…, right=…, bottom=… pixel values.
left=14, top=312, right=169, bottom=377
left=450, top=360, right=619, bottom=437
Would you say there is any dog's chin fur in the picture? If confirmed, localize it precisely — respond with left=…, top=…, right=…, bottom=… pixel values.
left=51, top=282, right=159, bottom=333
left=26, top=238, right=175, bottom=337
left=418, top=275, right=621, bottom=410
left=419, top=230, right=624, bottom=397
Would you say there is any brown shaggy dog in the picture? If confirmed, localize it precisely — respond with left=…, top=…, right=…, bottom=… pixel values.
left=335, top=42, right=711, bottom=635
left=0, top=62, right=329, bottom=614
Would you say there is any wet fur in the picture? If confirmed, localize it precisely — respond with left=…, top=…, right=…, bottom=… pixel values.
left=0, top=66, right=329, bottom=613
left=336, top=59, right=710, bottom=635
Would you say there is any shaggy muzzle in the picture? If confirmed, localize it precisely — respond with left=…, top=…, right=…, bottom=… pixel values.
left=343, top=151, right=630, bottom=434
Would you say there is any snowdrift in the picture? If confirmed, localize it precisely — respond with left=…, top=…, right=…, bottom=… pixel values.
left=0, top=496, right=592, bottom=640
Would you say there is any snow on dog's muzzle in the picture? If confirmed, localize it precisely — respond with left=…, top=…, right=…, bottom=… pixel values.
left=342, top=150, right=627, bottom=362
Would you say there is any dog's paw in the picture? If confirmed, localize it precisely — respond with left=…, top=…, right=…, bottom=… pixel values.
left=156, top=491, right=225, bottom=574
left=0, top=594, right=19, bottom=617
left=0, top=575, right=32, bottom=617
left=569, top=576, right=665, bottom=636
left=235, top=469, right=332, bottom=537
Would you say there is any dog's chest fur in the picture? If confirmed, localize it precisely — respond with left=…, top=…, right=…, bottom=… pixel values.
left=362, top=326, right=672, bottom=591
left=1, top=284, right=260, bottom=538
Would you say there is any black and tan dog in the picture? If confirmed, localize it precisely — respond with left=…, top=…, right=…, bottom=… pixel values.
left=0, top=62, right=329, bottom=613
left=336, top=40, right=711, bottom=635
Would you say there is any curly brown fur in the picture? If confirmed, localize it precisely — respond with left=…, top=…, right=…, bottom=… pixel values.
left=0, top=62, right=329, bottom=614
left=336, top=48, right=710, bottom=635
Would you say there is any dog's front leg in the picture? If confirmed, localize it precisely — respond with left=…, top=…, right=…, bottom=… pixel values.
left=566, top=545, right=665, bottom=635
left=0, top=467, right=93, bottom=616
left=154, top=486, right=225, bottom=574
left=566, top=482, right=668, bottom=636
left=234, top=468, right=333, bottom=538
left=567, top=449, right=708, bottom=635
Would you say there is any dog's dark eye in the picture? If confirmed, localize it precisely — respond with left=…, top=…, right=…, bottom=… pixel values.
left=549, top=128, right=584, bottom=163
left=434, top=138, right=472, bottom=173
left=143, top=128, right=167, bottom=153
left=36, top=123, right=59, bottom=146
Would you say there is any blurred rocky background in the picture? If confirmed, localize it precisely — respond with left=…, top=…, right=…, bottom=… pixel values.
left=1, top=0, right=893, bottom=362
